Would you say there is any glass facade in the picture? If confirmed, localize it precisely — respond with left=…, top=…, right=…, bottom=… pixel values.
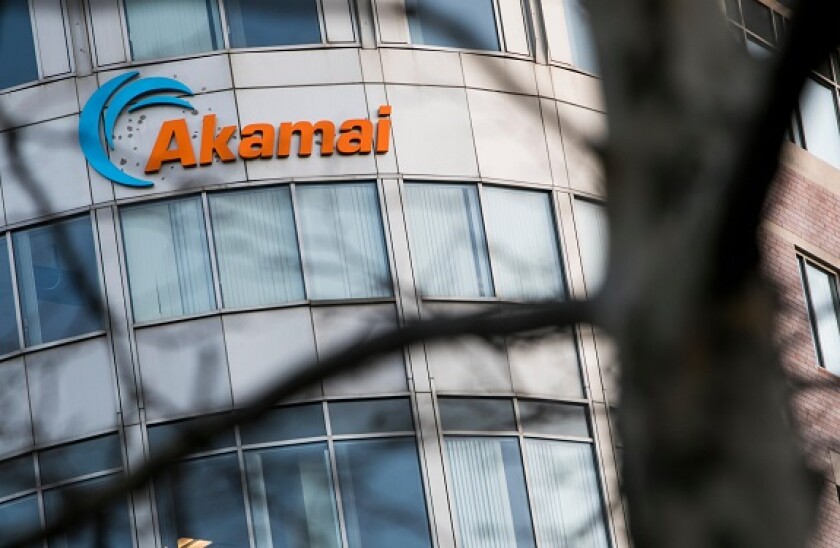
left=563, top=0, right=599, bottom=74
left=405, top=0, right=501, bottom=51
left=0, top=0, right=39, bottom=90
left=150, top=399, right=431, bottom=548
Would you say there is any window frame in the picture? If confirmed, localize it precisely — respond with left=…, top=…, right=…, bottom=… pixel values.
left=798, top=254, right=840, bottom=375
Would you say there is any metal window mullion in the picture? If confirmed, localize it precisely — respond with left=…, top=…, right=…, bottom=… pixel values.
left=114, top=0, right=134, bottom=63
left=216, top=0, right=231, bottom=50
left=6, top=232, right=26, bottom=351
left=801, top=257, right=829, bottom=368
left=233, top=425, right=258, bottom=548
left=491, top=0, right=506, bottom=52
left=314, top=0, right=329, bottom=44
left=201, top=193, right=224, bottom=310
left=25, top=0, right=44, bottom=80
left=32, top=453, right=47, bottom=548
left=475, top=183, right=498, bottom=298
left=324, top=401, right=352, bottom=548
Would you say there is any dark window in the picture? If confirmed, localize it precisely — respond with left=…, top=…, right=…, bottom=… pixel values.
left=405, top=0, right=500, bottom=51
left=0, top=0, right=38, bottom=90
left=225, top=0, right=322, bottom=48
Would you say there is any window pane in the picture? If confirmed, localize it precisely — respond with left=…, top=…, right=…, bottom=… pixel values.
left=0, top=0, right=38, bottom=90
left=439, top=398, right=516, bottom=432
left=742, top=0, right=774, bottom=43
left=335, top=438, right=432, bottom=548
left=799, top=78, right=840, bottom=168
left=329, top=399, right=413, bottom=435
left=746, top=37, right=772, bottom=59
left=446, top=437, right=535, bottom=547
left=148, top=417, right=237, bottom=456
left=245, top=443, right=341, bottom=548
left=519, top=401, right=589, bottom=438
left=524, top=440, right=610, bottom=548
left=0, top=495, right=41, bottom=548
left=210, top=187, right=305, bottom=308
left=123, top=0, right=223, bottom=61
left=121, top=197, right=216, bottom=322
left=13, top=217, right=103, bottom=346
left=563, top=0, right=599, bottom=74
left=296, top=183, right=392, bottom=300
left=575, top=199, right=608, bottom=293
left=0, top=238, right=19, bottom=354
left=804, top=262, right=840, bottom=375
left=225, top=0, right=321, bottom=48
left=0, top=455, right=36, bottom=500
left=39, top=434, right=122, bottom=486
left=482, top=188, right=564, bottom=299
left=404, top=184, right=493, bottom=298
left=44, top=475, right=133, bottom=548
left=406, top=0, right=500, bottom=51
left=155, top=453, right=251, bottom=548
left=241, top=404, right=326, bottom=445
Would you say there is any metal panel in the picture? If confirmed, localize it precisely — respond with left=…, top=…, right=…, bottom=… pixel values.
left=415, top=392, right=456, bottom=548
left=375, top=0, right=410, bottom=44
left=235, top=85, right=377, bottom=181
left=551, top=67, right=605, bottom=111
left=0, top=358, right=34, bottom=458
left=0, top=78, right=79, bottom=132
left=542, top=98, right=570, bottom=187
left=135, top=316, right=233, bottom=421
left=31, top=0, right=72, bottom=77
left=542, top=0, right=574, bottom=64
left=421, top=302, right=513, bottom=393
left=322, top=0, right=356, bottom=43
left=507, top=329, right=584, bottom=399
left=96, top=207, right=141, bottom=424
left=386, top=85, right=479, bottom=177
left=111, top=90, right=246, bottom=200
left=99, top=54, right=233, bottom=95
left=124, top=423, right=158, bottom=548
left=223, top=307, right=322, bottom=405
left=26, top=336, right=119, bottom=445
left=0, top=115, right=92, bottom=224
left=231, top=49, right=362, bottom=88
left=467, top=89, right=552, bottom=184
left=366, top=84, right=398, bottom=174
left=359, top=49, right=384, bottom=82
left=460, top=54, right=537, bottom=95
left=498, top=0, right=530, bottom=55
left=557, top=102, right=606, bottom=196
left=87, top=0, right=128, bottom=66
left=379, top=49, right=464, bottom=87
left=312, top=304, right=408, bottom=397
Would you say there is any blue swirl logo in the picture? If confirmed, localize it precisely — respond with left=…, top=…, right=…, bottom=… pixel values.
left=79, top=71, right=195, bottom=188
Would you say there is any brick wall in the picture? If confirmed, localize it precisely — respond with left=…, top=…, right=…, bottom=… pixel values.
left=763, top=166, right=840, bottom=546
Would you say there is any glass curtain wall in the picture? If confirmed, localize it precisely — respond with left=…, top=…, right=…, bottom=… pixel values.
left=575, top=199, right=609, bottom=293
left=563, top=0, right=599, bottom=74
left=0, top=0, right=39, bottom=89
left=405, top=0, right=500, bottom=51
left=0, top=238, right=19, bottom=355
left=225, top=0, right=321, bottom=48
left=440, top=397, right=610, bottom=548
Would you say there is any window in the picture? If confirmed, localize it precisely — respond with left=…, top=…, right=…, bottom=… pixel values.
left=575, top=199, right=609, bottom=294
left=404, top=183, right=565, bottom=300
left=121, top=184, right=392, bottom=322
left=405, top=0, right=501, bottom=51
left=800, top=258, right=840, bottom=375
left=123, top=0, right=224, bottom=61
left=121, top=197, right=216, bottom=323
left=440, top=397, right=610, bottom=548
left=799, top=78, right=840, bottom=169
left=0, top=238, right=19, bottom=355
left=122, top=0, right=328, bottom=61
left=0, top=0, right=39, bottom=90
left=225, top=0, right=322, bottom=48
left=563, top=0, right=599, bottom=74
left=13, top=217, right=103, bottom=347
left=151, top=400, right=431, bottom=548
left=0, top=434, right=132, bottom=548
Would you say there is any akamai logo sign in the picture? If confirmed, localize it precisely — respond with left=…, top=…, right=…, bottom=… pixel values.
left=80, top=72, right=392, bottom=188
left=79, top=71, right=196, bottom=188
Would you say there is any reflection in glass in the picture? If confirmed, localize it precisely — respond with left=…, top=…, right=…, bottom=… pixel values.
left=0, top=495, right=41, bottom=548
left=329, top=399, right=413, bottom=435
left=225, top=0, right=321, bottom=48
left=155, top=453, right=251, bottom=548
left=0, top=455, right=36, bottom=500
left=210, top=187, right=305, bottom=308
left=296, top=183, right=392, bottom=300
left=524, top=440, right=609, bottom=548
left=13, top=217, right=103, bottom=346
left=336, top=438, right=432, bottom=548
left=121, top=197, right=216, bottom=322
left=518, top=401, right=589, bottom=438
left=241, top=404, right=326, bottom=445
left=404, top=184, right=493, bottom=297
left=446, top=437, right=535, bottom=547
left=575, top=199, right=608, bottom=293
left=803, top=262, right=840, bottom=375
left=245, top=443, right=341, bottom=548
left=0, top=238, right=19, bottom=354
left=44, top=476, right=134, bottom=548
left=0, top=0, right=38, bottom=90
left=405, top=0, right=500, bottom=51
left=123, top=0, right=223, bottom=60
left=439, top=398, right=517, bottom=432
left=39, top=434, right=122, bottom=486
left=799, top=78, right=840, bottom=169
left=482, top=188, right=564, bottom=299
